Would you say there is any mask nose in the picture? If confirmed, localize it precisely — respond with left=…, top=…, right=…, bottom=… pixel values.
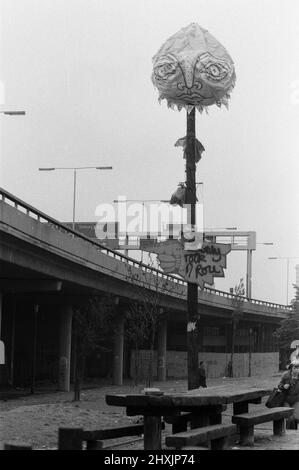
left=177, top=82, right=202, bottom=94
left=180, top=56, right=196, bottom=89
left=178, top=56, right=203, bottom=92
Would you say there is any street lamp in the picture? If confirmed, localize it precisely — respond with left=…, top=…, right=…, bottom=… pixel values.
left=268, top=256, right=299, bottom=305
left=228, top=241, right=274, bottom=299
left=243, top=242, right=274, bottom=299
left=0, top=110, right=26, bottom=115
left=258, top=243, right=274, bottom=246
left=113, top=198, right=170, bottom=258
left=1, top=110, right=26, bottom=188
left=39, top=166, right=113, bottom=230
left=204, top=227, right=238, bottom=231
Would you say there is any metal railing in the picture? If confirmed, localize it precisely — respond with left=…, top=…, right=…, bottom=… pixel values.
left=0, top=187, right=291, bottom=312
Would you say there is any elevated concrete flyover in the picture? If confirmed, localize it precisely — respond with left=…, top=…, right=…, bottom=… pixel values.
left=0, top=188, right=289, bottom=321
left=0, top=188, right=291, bottom=388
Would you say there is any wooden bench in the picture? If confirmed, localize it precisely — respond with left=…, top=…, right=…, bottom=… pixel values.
left=5, top=423, right=163, bottom=450
left=164, top=405, right=227, bottom=433
left=231, top=407, right=294, bottom=447
left=58, top=422, right=165, bottom=450
left=165, top=423, right=237, bottom=450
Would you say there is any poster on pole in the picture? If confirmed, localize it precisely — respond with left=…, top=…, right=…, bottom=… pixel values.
left=143, top=240, right=231, bottom=289
left=182, top=243, right=231, bottom=288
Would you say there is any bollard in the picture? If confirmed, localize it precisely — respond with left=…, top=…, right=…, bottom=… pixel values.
left=58, top=427, right=83, bottom=450
left=86, top=440, right=104, bottom=450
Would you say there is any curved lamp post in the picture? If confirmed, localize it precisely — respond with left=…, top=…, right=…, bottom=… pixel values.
left=152, top=23, right=236, bottom=389
left=39, top=166, right=112, bottom=230
left=0, top=109, right=26, bottom=132
left=0, top=110, right=26, bottom=116
left=268, top=256, right=299, bottom=305
left=113, top=198, right=170, bottom=258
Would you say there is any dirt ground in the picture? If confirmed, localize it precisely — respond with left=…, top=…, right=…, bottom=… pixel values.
left=1, top=374, right=298, bottom=451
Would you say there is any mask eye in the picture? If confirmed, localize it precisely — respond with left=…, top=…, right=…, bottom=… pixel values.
left=206, top=63, right=227, bottom=80
left=209, top=65, right=221, bottom=77
left=156, top=63, right=176, bottom=79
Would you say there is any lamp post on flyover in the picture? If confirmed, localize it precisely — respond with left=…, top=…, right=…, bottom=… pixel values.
left=113, top=198, right=170, bottom=258
left=205, top=227, right=237, bottom=231
left=39, top=166, right=113, bottom=230
left=0, top=110, right=26, bottom=116
left=229, top=238, right=273, bottom=300
left=246, top=242, right=274, bottom=300
left=268, top=256, right=299, bottom=305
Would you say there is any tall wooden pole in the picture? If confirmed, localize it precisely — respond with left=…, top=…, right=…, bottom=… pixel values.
left=185, top=108, right=199, bottom=390
left=72, top=169, right=77, bottom=231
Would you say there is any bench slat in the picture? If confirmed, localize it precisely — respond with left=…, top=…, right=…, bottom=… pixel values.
left=82, top=424, right=144, bottom=440
left=164, top=406, right=227, bottom=424
left=82, top=422, right=165, bottom=441
left=166, top=423, right=236, bottom=448
left=179, top=446, right=209, bottom=450
left=232, top=407, right=294, bottom=426
left=106, top=394, right=128, bottom=406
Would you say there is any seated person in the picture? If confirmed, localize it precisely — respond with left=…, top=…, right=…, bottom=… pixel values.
left=277, top=359, right=299, bottom=428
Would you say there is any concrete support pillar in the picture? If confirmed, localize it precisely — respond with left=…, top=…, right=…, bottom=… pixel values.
left=157, top=318, right=167, bottom=381
left=226, top=323, right=233, bottom=352
left=10, top=300, right=16, bottom=387
left=113, top=315, right=124, bottom=385
left=31, top=304, right=39, bottom=394
left=0, top=294, right=4, bottom=382
left=58, top=306, right=73, bottom=392
left=0, top=293, right=2, bottom=339
left=260, top=325, right=266, bottom=352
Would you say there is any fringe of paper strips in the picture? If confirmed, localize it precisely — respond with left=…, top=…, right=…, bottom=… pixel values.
left=155, top=83, right=235, bottom=114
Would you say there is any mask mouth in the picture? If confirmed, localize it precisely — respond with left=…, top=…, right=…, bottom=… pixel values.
left=176, top=92, right=213, bottom=102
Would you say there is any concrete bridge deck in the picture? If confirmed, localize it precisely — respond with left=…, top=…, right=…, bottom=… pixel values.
left=0, top=187, right=290, bottom=322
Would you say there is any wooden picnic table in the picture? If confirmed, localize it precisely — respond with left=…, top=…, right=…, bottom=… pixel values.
left=106, top=385, right=272, bottom=450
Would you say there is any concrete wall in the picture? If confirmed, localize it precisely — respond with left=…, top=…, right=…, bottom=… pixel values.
left=130, top=350, right=279, bottom=380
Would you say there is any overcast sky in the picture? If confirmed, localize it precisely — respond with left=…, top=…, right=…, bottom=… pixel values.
left=0, top=0, right=299, bottom=304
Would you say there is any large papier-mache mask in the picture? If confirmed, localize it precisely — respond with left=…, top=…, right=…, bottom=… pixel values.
left=152, top=23, right=236, bottom=113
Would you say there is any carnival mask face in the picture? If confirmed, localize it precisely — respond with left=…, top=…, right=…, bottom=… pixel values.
left=152, top=23, right=236, bottom=112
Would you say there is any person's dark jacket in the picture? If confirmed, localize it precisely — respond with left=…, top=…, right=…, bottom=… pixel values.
left=198, top=366, right=207, bottom=388
left=278, top=370, right=299, bottom=405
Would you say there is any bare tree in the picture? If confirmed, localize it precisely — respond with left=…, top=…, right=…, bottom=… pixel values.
left=228, top=278, right=245, bottom=378
left=124, top=256, right=180, bottom=386
left=72, top=293, right=118, bottom=400
left=125, top=301, right=156, bottom=386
